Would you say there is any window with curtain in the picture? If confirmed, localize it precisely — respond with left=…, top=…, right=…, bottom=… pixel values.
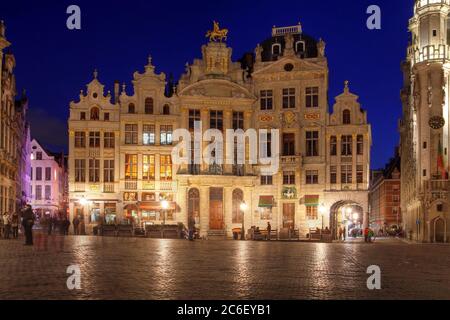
left=143, top=155, right=155, bottom=181
left=75, top=160, right=85, bottom=182
left=103, top=160, right=114, bottom=183
left=125, top=154, right=138, bottom=180
left=160, top=155, right=172, bottom=181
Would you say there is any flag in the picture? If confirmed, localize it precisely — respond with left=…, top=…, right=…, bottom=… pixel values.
left=437, top=138, right=447, bottom=179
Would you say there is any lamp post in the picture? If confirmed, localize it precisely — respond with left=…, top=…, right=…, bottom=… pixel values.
left=240, top=201, right=248, bottom=240
left=161, top=199, right=169, bottom=238
left=319, top=204, right=326, bottom=241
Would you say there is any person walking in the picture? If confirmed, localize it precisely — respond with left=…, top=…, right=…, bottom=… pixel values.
left=267, top=222, right=272, bottom=241
left=338, top=226, right=343, bottom=241
left=11, top=212, right=19, bottom=239
left=363, top=227, right=369, bottom=243
left=3, top=213, right=11, bottom=239
left=73, top=216, right=80, bottom=235
left=64, top=219, right=71, bottom=236
left=22, top=205, right=35, bottom=245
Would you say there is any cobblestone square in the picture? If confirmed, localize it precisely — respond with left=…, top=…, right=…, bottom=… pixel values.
left=1, top=235, right=450, bottom=300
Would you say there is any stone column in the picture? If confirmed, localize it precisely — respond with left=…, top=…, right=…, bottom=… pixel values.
left=199, top=186, right=209, bottom=238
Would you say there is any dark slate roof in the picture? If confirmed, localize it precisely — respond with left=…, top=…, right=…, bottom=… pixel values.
left=259, top=33, right=318, bottom=62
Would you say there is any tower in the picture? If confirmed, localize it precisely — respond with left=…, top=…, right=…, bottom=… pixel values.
left=401, top=0, right=450, bottom=242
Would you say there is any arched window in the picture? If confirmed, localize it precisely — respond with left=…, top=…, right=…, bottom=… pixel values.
left=272, top=43, right=281, bottom=56
left=343, top=109, right=351, bottom=124
left=188, top=188, right=200, bottom=227
left=90, top=107, right=99, bottom=120
left=145, top=98, right=154, bottom=114
left=232, top=189, right=244, bottom=223
left=163, top=104, right=170, bottom=115
left=128, top=103, right=135, bottom=114
left=295, top=41, right=305, bottom=53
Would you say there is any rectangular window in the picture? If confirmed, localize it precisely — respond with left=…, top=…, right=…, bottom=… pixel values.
left=89, top=159, right=100, bottom=183
left=306, top=206, right=318, bottom=220
left=103, top=160, right=114, bottom=183
left=104, top=113, right=110, bottom=121
left=160, top=125, right=173, bottom=145
left=259, top=207, right=272, bottom=220
left=189, top=110, right=201, bottom=131
left=89, top=132, right=100, bottom=148
left=357, top=165, right=364, bottom=183
left=306, top=170, right=319, bottom=184
left=330, top=136, right=337, bottom=156
left=36, top=152, right=43, bottom=160
left=75, top=159, right=85, bottom=182
left=232, top=112, right=244, bottom=130
left=357, top=135, right=364, bottom=155
left=45, top=167, right=51, bottom=181
left=283, top=88, right=296, bottom=109
left=283, top=133, right=295, bottom=156
left=210, top=110, right=223, bottom=131
left=330, top=166, right=337, bottom=184
left=125, top=124, right=138, bottom=145
left=35, top=185, right=42, bottom=201
left=160, top=155, right=173, bottom=181
left=45, top=185, right=51, bottom=200
left=104, top=132, right=115, bottom=149
left=260, top=175, right=273, bottom=185
left=125, top=154, right=138, bottom=180
left=306, top=87, right=319, bottom=108
left=143, top=124, right=155, bottom=145
left=341, top=165, right=352, bottom=184
left=283, top=172, right=296, bottom=185
left=306, top=131, right=319, bottom=157
left=75, top=132, right=85, bottom=148
left=142, top=155, right=155, bottom=181
left=341, top=135, right=353, bottom=156
left=80, top=112, right=86, bottom=120
left=260, top=90, right=273, bottom=110
left=36, top=167, right=42, bottom=181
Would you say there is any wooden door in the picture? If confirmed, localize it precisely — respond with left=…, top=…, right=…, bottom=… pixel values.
left=210, top=200, right=223, bottom=230
left=209, top=188, right=224, bottom=230
left=283, top=203, right=295, bottom=229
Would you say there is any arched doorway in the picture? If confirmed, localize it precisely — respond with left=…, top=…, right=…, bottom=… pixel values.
left=188, top=188, right=200, bottom=227
left=329, top=201, right=364, bottom=240
left=433, top=217, right=446, bottom=243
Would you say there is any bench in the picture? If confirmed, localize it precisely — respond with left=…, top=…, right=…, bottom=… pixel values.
left=279, top=228, right=300, bottom=240
left=260, top=229, right=278, bottom=240
left=101, top=225, right=117, bottom=237
left=117, top=225, right=133, bottom=237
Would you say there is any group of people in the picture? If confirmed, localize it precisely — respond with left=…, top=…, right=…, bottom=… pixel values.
left=0, top=212, right=20, bottom=239
left=363, top=227, right=375, bottom=243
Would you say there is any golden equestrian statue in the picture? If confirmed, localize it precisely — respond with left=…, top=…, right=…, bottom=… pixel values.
left=206, top=21, right=228, bottom=42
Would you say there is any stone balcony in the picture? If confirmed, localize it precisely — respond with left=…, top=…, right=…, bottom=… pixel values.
left=410, top=44, right=450, bottom=64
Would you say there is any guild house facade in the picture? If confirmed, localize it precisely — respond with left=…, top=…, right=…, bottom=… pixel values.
left=68, top=23, right=371, bottom=239
left=400, top=0, right=450, bottom=242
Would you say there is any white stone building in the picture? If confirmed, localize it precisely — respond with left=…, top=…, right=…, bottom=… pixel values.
left=30, top=139, right=67, bottom=219
left=400, top=0, right=450, bottom=242
left=68, top=23, right=371, bottom=239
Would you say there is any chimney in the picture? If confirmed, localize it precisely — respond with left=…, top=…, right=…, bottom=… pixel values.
left=114, top=80, right=120, bottom=104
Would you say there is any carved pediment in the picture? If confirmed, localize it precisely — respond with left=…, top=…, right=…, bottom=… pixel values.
left=253, top=56, right=326, bottom=77
left=178, top=79, right=255, bottom=100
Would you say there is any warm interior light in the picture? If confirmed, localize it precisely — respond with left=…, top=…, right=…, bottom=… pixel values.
left=161, top=200, right=169, bottom=210
left=240, top=201, right=248, bottom=212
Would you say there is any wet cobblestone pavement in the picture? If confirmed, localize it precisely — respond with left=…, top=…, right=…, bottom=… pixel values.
left=1, top=235, right=450, bottom=300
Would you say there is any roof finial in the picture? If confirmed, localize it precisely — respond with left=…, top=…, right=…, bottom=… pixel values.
left=0, top=20, right=5, bottom=38
left=344, top=80, right=349, bottom=92
left=148, top=55, right=152, bottom=65
left=93, top=68, right=98, bottom=79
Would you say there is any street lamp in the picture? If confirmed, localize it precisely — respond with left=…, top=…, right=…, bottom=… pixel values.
left=319, top=204, right=326, bottom=240
left=240, top=201, right=248, bottom=240
left=161, top=199, right=169, bottom=238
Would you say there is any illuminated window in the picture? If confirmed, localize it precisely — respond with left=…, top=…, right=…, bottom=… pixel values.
left=143, top=124, right=155, bottom=145
left=306, top=206, right=318, bottom=220
left=142, top=155, right=155, bottom=181
left=160, top=155, right=172, bottom=181
left=125, top=154, right=138, bottom=180
left=160, top=125, right=173, bottom=145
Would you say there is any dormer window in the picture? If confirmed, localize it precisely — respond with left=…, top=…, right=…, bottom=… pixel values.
left=343, top=109, right=351, bottom=124
left=128, top=103, right=135, bottom=114
left=272, top=43, right=281, bottom=56
left=90, top=107, right=100, bottom=120
left=295, top=41, right=305, bottom=53
left=163, top=104, right=170, bottom=115
left=145, top=98, right=154, bottom=114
